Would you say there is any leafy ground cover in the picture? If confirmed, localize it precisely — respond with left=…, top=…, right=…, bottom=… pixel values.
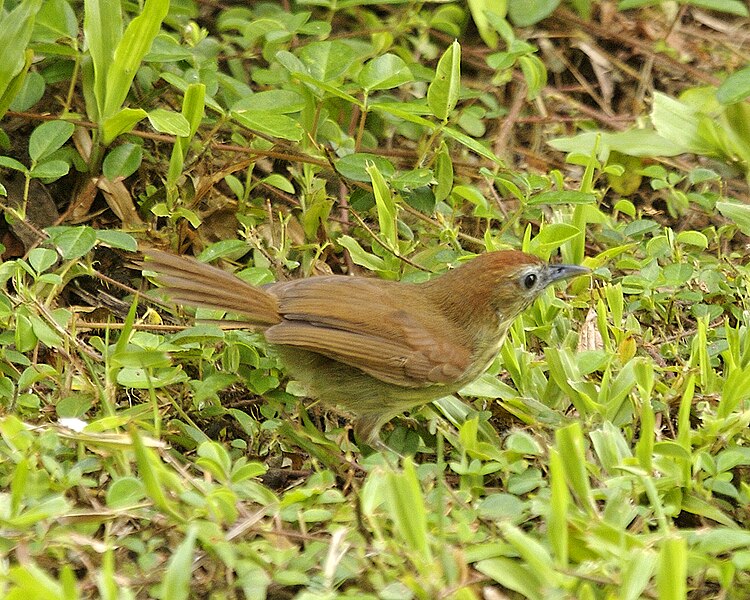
left=1, top=0, right=750, bottom=598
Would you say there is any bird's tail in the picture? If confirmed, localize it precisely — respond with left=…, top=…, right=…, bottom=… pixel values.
left=141, top=250, right=281, bottom=326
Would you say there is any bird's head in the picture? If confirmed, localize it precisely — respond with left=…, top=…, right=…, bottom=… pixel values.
left=429, top=250, right=589, bottom=327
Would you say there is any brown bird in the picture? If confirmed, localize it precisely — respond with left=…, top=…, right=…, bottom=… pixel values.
left=142, top=249, right=588, bottom=443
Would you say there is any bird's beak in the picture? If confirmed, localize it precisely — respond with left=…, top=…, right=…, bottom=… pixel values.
left=545, top=263, right=590, bottom=286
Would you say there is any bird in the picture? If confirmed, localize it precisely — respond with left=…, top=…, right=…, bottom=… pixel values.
left=141, top=249, right=589, bottom=444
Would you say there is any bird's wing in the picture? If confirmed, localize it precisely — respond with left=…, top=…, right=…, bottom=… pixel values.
left=265, top=277, right=471, bottom=388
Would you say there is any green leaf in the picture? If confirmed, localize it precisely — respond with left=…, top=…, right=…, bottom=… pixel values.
left=443, top=125, right=503, bottom=164
left=555, top=423, right=595, bottom=513
left=231, top=110, right=303, bottom=142
left=518, top=54, right=547, bottom=100
left=231, top=90, right=305, bottom=113
left=27, top=248, right=58, bottom=275
left=656, top=537, right=686, bottom=600
left=717, top=66, right=750, bottom=105
left=8, top=564, right=65, bottom=599
left=475, top=558, right=542, bottom=600
left=181, top=83, right=206, bottom=139
left=549, top=129, right=682, bottom=158
left=384, top=458, right=432, bottom=563
left=46, top=225, right=98, bottom=259
left=106, top=477, right=146, bottom=509
left=102, top=107, right=148, bottom=146
left=0, top=0, right=43, bottom=108
left=103, top=0, right=169, bottom=120
left=434, top=142, right=454, bottom=202
left=428, top=40, right=461, bottom=120
left=337, top=235, right=386, bottom=271
left=297, top=40, right=358, bottom=82
left=675, top=230, right=708, bottom=249
left=29, top=120, right=75, bottom=163
left=0, top=156, right=30, bottom=173
left=651, top=91, right=714, bottom=155
left=358, top=53, right=413, bottom=91
left=9, top=69, right=45, bottom=112
left=0, top=49, right=34, bottom=120
left=682, top=0, right=747, bottom=16
left=36, top=0, right=78, bottom=40
left=262, top=174, right=295, bottom=194
left=96, top=230, right=138, bottom=251
left=466, top=0, right=504, bottom=48
left=528, top=224, right=581, bottom=252
left=29, top=160, right=70, bottom=180
left=717, top=201, right=750, bottom=236
left=147, top=108, right=190, bottom=136
left=508, top=0, right=561, bottom=27
left=527, top=190, right=596, bottom=205
left=83, top=0, right=123, bottom=121
left=335, top=153, right=396, bottom=182
left=102, top=143, right=143, bottom=180
left=366, top=163, right=398, bottom=250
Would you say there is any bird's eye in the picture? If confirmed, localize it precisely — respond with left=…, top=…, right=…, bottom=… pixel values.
left=523, top=273, right=537, bottom=290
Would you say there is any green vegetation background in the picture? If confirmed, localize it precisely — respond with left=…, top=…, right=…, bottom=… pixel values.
left=0, top=0, right=749, bottom=598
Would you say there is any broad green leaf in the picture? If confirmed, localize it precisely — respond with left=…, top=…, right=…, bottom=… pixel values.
left=656, top=537, right=686, bottom=600
left=27, top=248, right=58, bottom=275
left=675, top=230, right=708, bottom=249
left=0, top=156, right=30, bottom=173
left=680, top=0, right=746, bottom=16
left=527, top=190, right=596, bottom=205
left=475, top=558, right=542, bottom=600
left=518, top=54, right=547, bottom=100
left=528, top=223, right=581, bottom=252
left=7, top=564, right=66, bottom=598
left=9, top=70, right=45, bottom=112
left=358, top=54, right=413, bottom=91
left=549, top=129, right=682, bottom=158
left=444, top=125, right=503, bottom=164
left=102, top=108, right=148, bottom=146
left=231, top=90, right=305, bottom=113
left=434, top=142, right=454, bottom=202
left=0, top=50, right=34, bottom=118
left=83, top=0, right=123, bottom=121
left=231, top=110, right=303, bottom=142
left=366, top=163, right=398, bottom=250
left=384, top=458, right=432, bottom=563
left=620, top=550, right=656, bottom=600
left=0, top=0, right=42, bottom=104
left=651, top=91, right=714, bottom=155
left=555, top=423, right=595, bottom=513
left=147, top=108, right=190, bottom=137
left=29, top=160, right=70, bottom=180
left=36, top=0, right=78, bottom=41
left=29, top=120, right=75, bottom=163
left=508, top=0, right=560, bottom=27
left=337, top=235, right=386, bottom=271
left=103, top=0, right=169, bottom=120
left=181, top=83, right=206, bottom=139
left=297, top=40, right=358, bottom=82
left=262, top=174, right=295, bottom=194
left=159, top=527, right=197, bottom=600
left=46, top=225, right=97, bottom=259
left=717, top=201, right=750, bottom=236
left=103, top=143, right=143, bottom=180
left=717, top=66, right=750, bottom=104
left=548, top=449, right=569, bottom=567
left=106, top=477, right=146, bottom=509
left=96, top=230, right=138, bottom=251
left=428, top=40, right=461, bottom=120
left=466, top=0, right=504, bottom=48
left=335, top=153, right=395, bottom=182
